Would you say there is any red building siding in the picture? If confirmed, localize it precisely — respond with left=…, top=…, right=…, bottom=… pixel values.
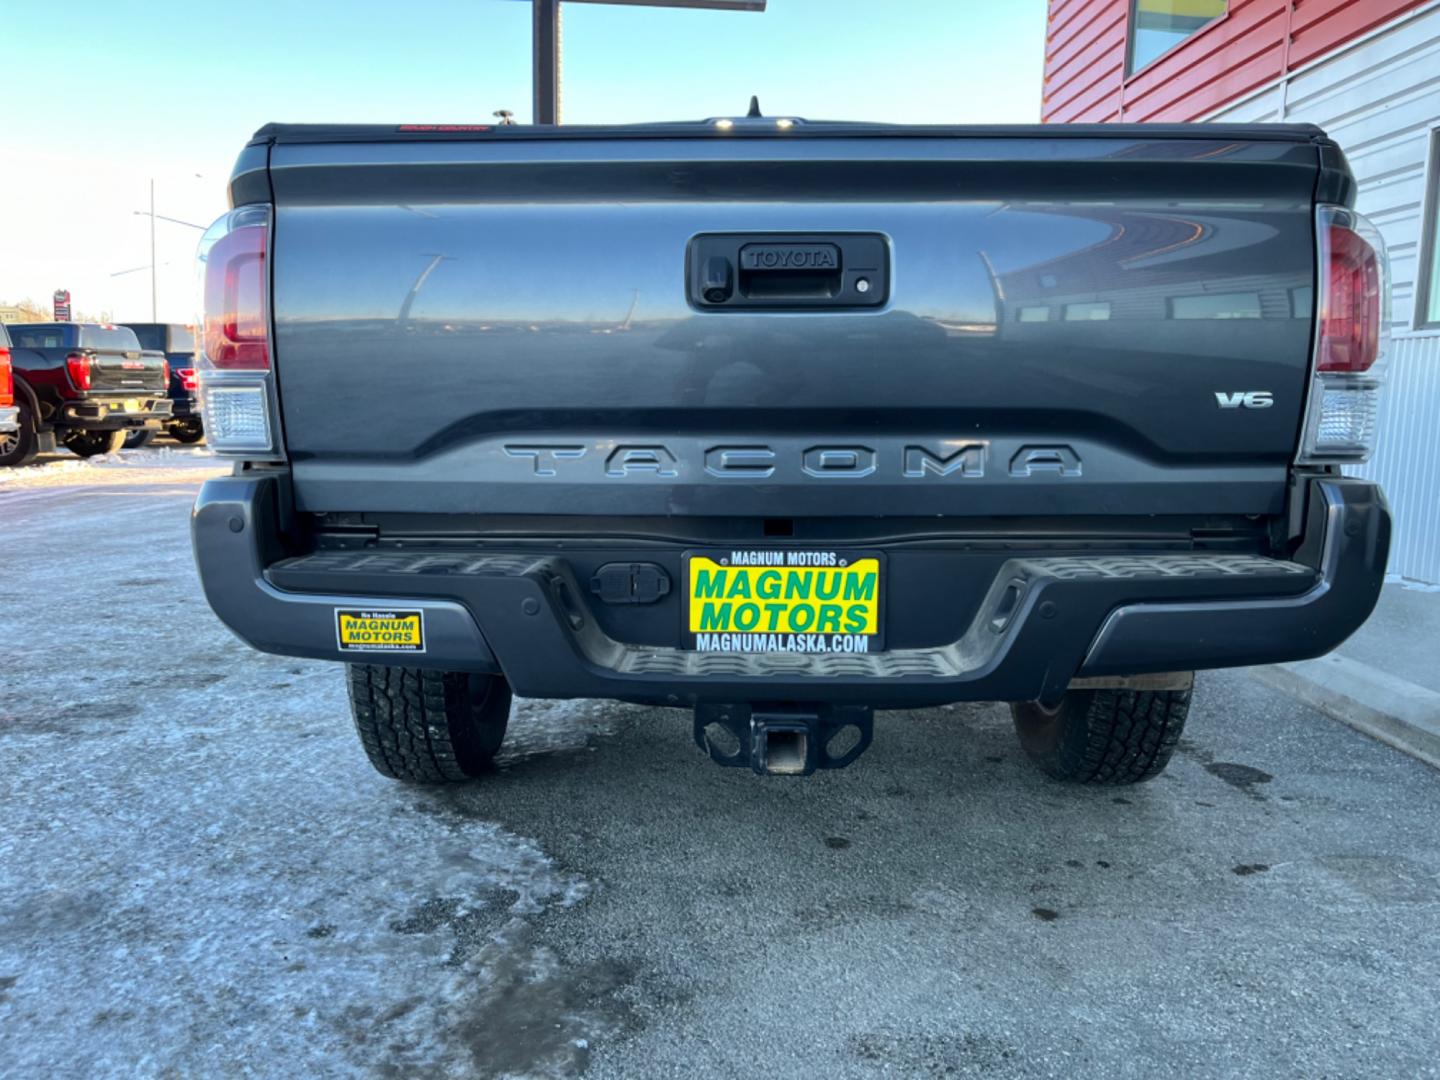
left=1042, top=0, right=1431, bottom=123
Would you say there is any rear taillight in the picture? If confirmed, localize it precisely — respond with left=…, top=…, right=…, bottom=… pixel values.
left=203, top=214, right=269, bottom=370
left=1318, top=220, right=1383, bottom=373
left=197, top=205, right=283, bottom=458
left=0, top=348, right=12, bottom=408
left=66, top=351, right=93, bottom=391
left=177, top=367, right=198, bottom=392
left=1298, top=206, right=1390, bottom=464
left=161, top=359, right=170, bottom=386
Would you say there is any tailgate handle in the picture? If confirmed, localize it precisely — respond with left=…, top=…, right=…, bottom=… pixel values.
left=689, top=233, right=887, bottom=310
left=739, top=242, right=841, bottom=299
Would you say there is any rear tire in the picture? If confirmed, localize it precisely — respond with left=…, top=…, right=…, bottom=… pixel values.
left=1010, top=684, right=1191, bottom=784
left=0, top=403, right=39, bottom=467
left=167, top=419, right=205, bottom=444
left=123, top=429, right=156, bottom=449
left=346, top=665, right=512, bottom=782
left=62, top=429, right=126, bottom=458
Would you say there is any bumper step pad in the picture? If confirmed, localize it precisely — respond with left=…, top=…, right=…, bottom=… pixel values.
left=266, top=547, right=1318, bottom=699
left=193, top=473, right=1387, bottom=708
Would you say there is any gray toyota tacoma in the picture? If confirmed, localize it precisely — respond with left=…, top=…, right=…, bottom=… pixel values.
left=192, top=117, right=1391, bottom=785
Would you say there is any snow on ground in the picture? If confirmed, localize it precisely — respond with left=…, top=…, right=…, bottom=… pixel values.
left=0, top=445, right=224, bottom=489
left=1, top=456, right=607, bottom=1077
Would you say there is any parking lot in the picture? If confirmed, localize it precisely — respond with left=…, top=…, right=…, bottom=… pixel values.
left=2, top=455, right=1439, bottom=1079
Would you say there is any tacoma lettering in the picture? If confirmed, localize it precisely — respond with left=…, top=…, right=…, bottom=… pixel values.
left=497, top=441, right=1087, bottom=482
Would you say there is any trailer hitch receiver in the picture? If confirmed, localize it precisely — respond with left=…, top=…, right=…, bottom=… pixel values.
left=694, top=703, right=874, bottom=776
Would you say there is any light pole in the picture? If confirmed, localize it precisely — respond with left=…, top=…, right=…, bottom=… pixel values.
left=150, top=181, right=157, bottom=322
left=530, top=0, right=766, bottom=124
left=130, top=177, right=206, bottom=321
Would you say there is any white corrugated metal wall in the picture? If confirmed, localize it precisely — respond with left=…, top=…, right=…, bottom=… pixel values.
left=1208, top=1, right=1440, bottom=583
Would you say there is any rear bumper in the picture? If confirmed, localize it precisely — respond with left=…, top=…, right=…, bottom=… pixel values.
left=168, top=394, right=200, bottom=419
left=192, top=474, right=1389, bottom=708
left=0, top=405, right=17, bottom=433
left=59, top=397, right=173, bottom=429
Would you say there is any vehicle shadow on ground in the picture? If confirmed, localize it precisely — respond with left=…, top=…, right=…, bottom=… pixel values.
left=417, top=696, right=1230, bottom=926
left=389, top=688, right=1389, bottom=1076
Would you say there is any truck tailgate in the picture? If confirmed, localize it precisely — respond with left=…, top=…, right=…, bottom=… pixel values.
left=91, top=351, right=167, bottom=394
left=266, top=127, right=1322, bottom=519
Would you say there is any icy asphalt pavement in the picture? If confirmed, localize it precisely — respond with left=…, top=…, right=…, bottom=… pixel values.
left=3, top=456, right=1440, bottom=1079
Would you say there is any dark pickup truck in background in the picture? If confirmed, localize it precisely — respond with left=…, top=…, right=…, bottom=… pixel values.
left=1, top=322, right=172, bottom=465
left=192, top=118, right=1391, bottom=787
left=122, top=322, right=204, bottom=446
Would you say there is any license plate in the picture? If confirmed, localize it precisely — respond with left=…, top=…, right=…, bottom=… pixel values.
left=683, top=550, right=883, bottom=653
left=124, top=399, right=138, bottom=412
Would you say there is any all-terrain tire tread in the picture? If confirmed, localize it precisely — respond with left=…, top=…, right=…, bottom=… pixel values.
left=346, top=666, right=475, bottom=782
left=1011, top=685, right=1191, bottom=785
left=1077, top=688, right=1190, bottom=784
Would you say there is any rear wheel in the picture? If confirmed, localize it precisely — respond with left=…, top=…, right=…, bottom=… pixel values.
left=346, top=665, right=512, bottom=782
left=1010, top=683, right=1191, bottom=784
left=167, top=418, right=204, bottom=444
left=0, top=403, right=39, bottom=467
left=62, top=429, right=126, bottom=458
left=122, top=429, right=156, bottom=449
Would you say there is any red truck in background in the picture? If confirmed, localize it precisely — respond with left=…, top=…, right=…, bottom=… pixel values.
left=0, top=325, right=19, bottom=445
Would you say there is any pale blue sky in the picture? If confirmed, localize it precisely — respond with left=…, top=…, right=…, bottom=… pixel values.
left=1, top=0, right=1048, bottom=319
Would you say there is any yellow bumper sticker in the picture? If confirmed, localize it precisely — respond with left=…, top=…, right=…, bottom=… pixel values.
left=335, top=609, right=425, bottom=653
